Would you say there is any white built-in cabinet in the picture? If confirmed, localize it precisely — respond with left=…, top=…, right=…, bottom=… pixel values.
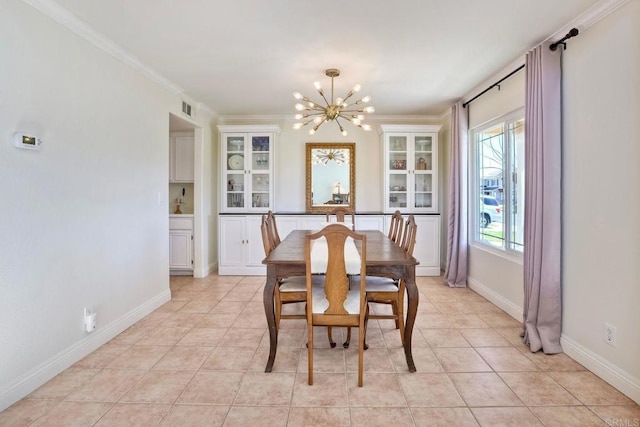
left=218, top=214, right=385, bottom=275
left=217, top=125, right=280, bottom=213
left=379, top=125, right=440, bottom=213
left=169, top=216, right=193, bottom=272
left=378, top=124, right=442, bottom=276
left=383, top=214, right=441, bottom=276
left=218, top=213, right=439, bottom=276
left=218, top=216, right=268, bottom=275
left=169, top=133, right=194, bottom=183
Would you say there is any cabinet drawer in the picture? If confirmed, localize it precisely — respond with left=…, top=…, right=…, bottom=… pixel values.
left=169, top=217, right=193, bottom=230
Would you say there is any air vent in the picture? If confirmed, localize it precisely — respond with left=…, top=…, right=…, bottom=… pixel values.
left=181, top=101, right=193, bottom=117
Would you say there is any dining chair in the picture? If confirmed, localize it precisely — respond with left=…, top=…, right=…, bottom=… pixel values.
left=342, top=215, right=417, bottom=349
left=305, top=224, right=368, bottom=386
left=388, top=210, right=404, bottom=244
left=267, top=210, right=281, bottom=246
left=261, top=215, right=306, bottom=328
left=325, top=207, right=355, bottom=230
left=261, top=214, right=326, bottom=330
left=363, top=214, right=417, bottom=344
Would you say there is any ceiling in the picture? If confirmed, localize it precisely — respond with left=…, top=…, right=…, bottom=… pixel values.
left=51, top=0, right=600, bottom=117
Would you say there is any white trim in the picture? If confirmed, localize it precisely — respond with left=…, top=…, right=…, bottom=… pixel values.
left=545, top=0, right=631, bottom=41
left=467, top=276, right=523, bottom=321
left=216, top=124, right=281, bottom=135
left=460, top=0, right=629, bottom=108
left=0, top=289, right=171, bottom=412
left=469, top=242, right=524, bottom=266
left=468, top=274, right=640, bottom=405
left=21, top=0, right=183, bottom=96
left=561, top=334, right=640, bottom=405
left=377, top=124, right=442, bottom=135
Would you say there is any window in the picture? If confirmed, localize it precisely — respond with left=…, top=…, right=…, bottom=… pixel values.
left=471, top=113, right=525, bottom=254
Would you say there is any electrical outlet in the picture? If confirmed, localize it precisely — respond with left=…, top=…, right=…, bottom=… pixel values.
left=604, top=323, right=616, bottom=347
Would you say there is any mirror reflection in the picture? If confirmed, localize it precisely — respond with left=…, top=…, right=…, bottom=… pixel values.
left=306, top=143, right=355, bottom=212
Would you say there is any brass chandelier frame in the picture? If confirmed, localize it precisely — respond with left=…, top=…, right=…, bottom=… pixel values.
left=293, top=68, right=374, bottom=136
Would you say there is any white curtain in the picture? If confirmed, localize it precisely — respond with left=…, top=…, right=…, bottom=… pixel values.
left=522, top=42, right=563, bottom=353
left=444, top=102, right=468, bottom=287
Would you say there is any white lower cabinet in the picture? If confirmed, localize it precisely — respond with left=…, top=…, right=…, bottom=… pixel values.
left=218, top=214, right=386, bottom=276
left=218, top=216, right=265, bottom=275
left=169, top=216, right=193, bottom=272
left=384, top=214, right=441, bottom=276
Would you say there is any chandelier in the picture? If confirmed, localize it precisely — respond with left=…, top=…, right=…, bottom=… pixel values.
left=293, top=68, right=374, bottom=136
left=312, top=148, right=348, bottom=166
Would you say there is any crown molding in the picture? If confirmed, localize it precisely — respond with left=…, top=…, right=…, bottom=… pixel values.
left=546, top=0, right=630, bottom=40
left=22, top=0, right=185, bottom=95
left=459, top=0, right=629, bottom=109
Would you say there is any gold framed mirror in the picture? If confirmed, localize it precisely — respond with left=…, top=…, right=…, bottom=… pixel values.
left=306, top=142, right=355, bottom=213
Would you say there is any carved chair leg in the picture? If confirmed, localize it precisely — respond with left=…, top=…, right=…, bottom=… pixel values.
left=327, top=326, right=336, bottom=348
left=343, top=327, right=351, bottom=348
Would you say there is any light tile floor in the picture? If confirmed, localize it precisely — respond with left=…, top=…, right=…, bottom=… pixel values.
left=2, top=274, right=639, bottom=426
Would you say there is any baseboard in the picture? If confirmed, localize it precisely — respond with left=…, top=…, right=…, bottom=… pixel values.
left=467, top=276, right=640, bottom=405
left=0, top=289, right=171, bottom=412
left=467, top=276, right=523, bottom=321
left=561, top=334, right=640, bottom=405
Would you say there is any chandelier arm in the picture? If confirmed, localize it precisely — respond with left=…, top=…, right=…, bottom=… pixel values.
left=337, top=114, right=362, bottom=127
left=341, top=90, right=356, bottom=103
left=299, top=119, right=315, bottom=127
left=335, top=117, right=347, bottom=134
left=342, top=99, right=368, bottom=108
left=304, top=106, right=327, bottom=112
left=317, top=90, right=331, bottom=106
left=339, top=109, right=369, bottom=115
left=312, top=117, right=328, bottom=131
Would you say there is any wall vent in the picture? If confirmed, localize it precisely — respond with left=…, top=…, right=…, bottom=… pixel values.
left=181, top=101, right=193, bottom=117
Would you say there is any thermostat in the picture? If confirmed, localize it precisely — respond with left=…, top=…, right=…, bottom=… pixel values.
left=13, top=132, right=42, bottom=150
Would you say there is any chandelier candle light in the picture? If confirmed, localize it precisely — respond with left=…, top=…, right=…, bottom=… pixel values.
left=293, top=68, right=374, bottom=136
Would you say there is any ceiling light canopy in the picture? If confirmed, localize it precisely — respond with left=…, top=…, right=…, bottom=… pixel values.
left=293, top=68, right=374, bottom=136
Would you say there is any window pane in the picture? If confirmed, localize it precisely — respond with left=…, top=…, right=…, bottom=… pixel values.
left=509, top=119, right=525, bottom=251
left=476, top=123, right=505, bottom=250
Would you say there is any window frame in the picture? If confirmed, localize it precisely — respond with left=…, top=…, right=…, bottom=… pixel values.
left=469, top=108, right=524, bottom=263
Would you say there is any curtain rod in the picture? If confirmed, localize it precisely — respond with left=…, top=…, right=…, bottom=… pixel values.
left=462, top=27, right=579, bottom=109
left=462, top=64, right=525, bottom=108
left=549, top=28, right=579, bottom=51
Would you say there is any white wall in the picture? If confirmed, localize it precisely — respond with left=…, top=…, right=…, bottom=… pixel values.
left=457, top=0, right=640, bottom=403
left=0, top=0, right=214, bottom=410
left=561, top=0, right=640, bottom=401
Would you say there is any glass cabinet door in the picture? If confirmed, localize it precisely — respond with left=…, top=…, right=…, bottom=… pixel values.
left=224, top=134, right=246, bottom=210
left=249, top=135, right=271, bottom=209
left=387, top=135, right=409, bottom=210
left=383, top=128, right=438, bottom=213
left=413, top=134, right=434, bottom=209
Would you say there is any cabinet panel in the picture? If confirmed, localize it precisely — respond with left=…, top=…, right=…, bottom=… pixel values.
left=246, top=216, right=266, bottom=267
left=169, top=231, right=192, bottom=269
left=383, top=214, right=441, bottom=276
left=414, top=215, right=441, bottom=276
left=219, top=216, right=245, bottom=268
left=170, top=135, right=194, bottom=183
left=355, top=216, right=384, bottom=231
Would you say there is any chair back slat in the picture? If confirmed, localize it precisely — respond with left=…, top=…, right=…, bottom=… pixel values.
left=325, top=208, right=355, bottom=230
left=388, top=210, right=404, bottom=244
left=260, top=214, right=277, bottom=256
left=305, top=224, right=366, bottom=315
left=399, top=214, right=417, bottom=256
left=267, top=210, right=281, bottom=245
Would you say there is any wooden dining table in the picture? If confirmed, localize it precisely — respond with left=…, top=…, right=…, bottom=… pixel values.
left=262, top=229, right=420, bottom=373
